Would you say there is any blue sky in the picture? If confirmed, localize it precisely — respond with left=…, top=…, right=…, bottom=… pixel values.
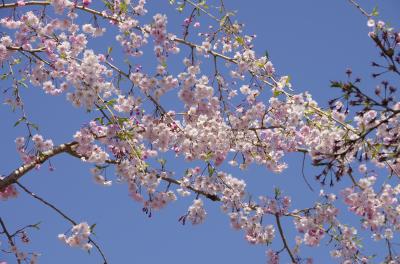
left=1, top=1, right=399, bottom=263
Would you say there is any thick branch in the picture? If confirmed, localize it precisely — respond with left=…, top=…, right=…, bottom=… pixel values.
left=0, top=1, right=119, bottom=22
left=6, top=46, right=45, bottom=53
left=0, top=142, right=78, bottom=191
left=1, top=139, right=220, bottom=203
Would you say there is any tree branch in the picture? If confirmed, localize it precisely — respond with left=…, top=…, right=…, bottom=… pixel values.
left=15, top=181, right=108, bottom=264
left=347, top=0, right=371, bottom=18
left=0, top=1, right=119, bottom=22
left=0, top=142, right=78, bottom=191
left=0, top=217, right=21, bottom=264
left=275, top=213, right=297, bottom=263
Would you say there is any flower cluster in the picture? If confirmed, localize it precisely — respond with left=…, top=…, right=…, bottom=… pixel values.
left=73, top=124, right=109, bottom=164
left=342, top=177, right=400, bottom=241
left=0, top=180, right=18, bottom=200
left=149, top=14, right=180, bottom=63
left=294, top=202, right=338, bottom=246
left=187, top=199, right=207, bottom=225
left=144, top=191, right=177, bottom=211
left=116, top=17, right=147, bottom=57
left=15, top=135, right=53, bottom=164
left=58, top=222, right=92, bottom=251
left=330, top=225, right=366, bottom=263
left=66, top=50, right=115, bottom=109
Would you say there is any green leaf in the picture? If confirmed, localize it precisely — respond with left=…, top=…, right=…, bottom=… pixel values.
left=203, top=151, right=213, bottom=162
left=90, top=223, right=97, bottom=233
left=120, top=1, right=128, bottom=13
left=18, top=80, right=28, bottom=88
left=273, top=90, right=282, bottom=97
left=106, top=99, right=117, bottom=106
left=207, top=164, right=215, bottom=176
left=274, top=187, right=281, bottom=198
left=102, top=0, right=113, bottom=10
left=220, top=15, right=228, bottom=27
left=199, top=1, right=208, bottom=9
left=220, top=12, right=235, bottom=28
left=157, top=158, right=166, bottom=166
left=94, top=116, right=104, bottom=125
left=28, top=122, right=39, bottom=131
left=13, top=58, right=21, bottom=65
left=95, top=164, right=109, bottom=170
left=372, top=7, right=379, bottom=17
left=107, top=46, right=113, bottom=55
left=14, top=116, right=26, bottom=127
left=32, top=221, right=41, bottom=230
left=264, top=50, right=269, bottom=60
left=117, top=117, right=129, bottom=126
left=177, top=2, right=186, bottom=12
left=236, top=36, right=245, bottom=46
left=330, top=81, right=343, bottom=88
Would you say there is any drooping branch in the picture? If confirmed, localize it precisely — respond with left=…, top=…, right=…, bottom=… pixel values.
left=15, top=181, right=108, bottom=264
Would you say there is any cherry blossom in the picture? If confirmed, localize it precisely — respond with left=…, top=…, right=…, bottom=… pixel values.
left=0, top=0, right=399, bottom=263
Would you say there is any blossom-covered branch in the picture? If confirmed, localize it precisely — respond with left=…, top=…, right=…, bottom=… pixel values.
left=1, top=0, right=400, bottom=263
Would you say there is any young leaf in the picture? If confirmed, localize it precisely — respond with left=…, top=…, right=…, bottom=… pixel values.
left=14, top=116, right=26, bottom=127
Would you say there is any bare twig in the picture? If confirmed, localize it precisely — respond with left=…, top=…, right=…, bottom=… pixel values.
left=10, top=222, right=41, bottom=238
left=347, top=0, right=371, bottom=17
left=301, top=152, right=314, bottom=192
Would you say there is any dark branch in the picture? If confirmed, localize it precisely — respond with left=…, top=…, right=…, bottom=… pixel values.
left=15, top=182, right=108, bottom=264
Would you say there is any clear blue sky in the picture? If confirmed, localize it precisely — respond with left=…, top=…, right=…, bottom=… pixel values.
left=1, top=1, right=399, bottom=263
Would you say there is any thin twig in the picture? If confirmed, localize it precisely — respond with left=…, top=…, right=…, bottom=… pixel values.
left=347, top=0, right=371, bottom=17
left=10, top=222, right=41, bottom=238
left=301, top=152, right=314, bottom=192
left=0, top=217, right=21, bottom=264
left=15, top=182, right=108, bottom=264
